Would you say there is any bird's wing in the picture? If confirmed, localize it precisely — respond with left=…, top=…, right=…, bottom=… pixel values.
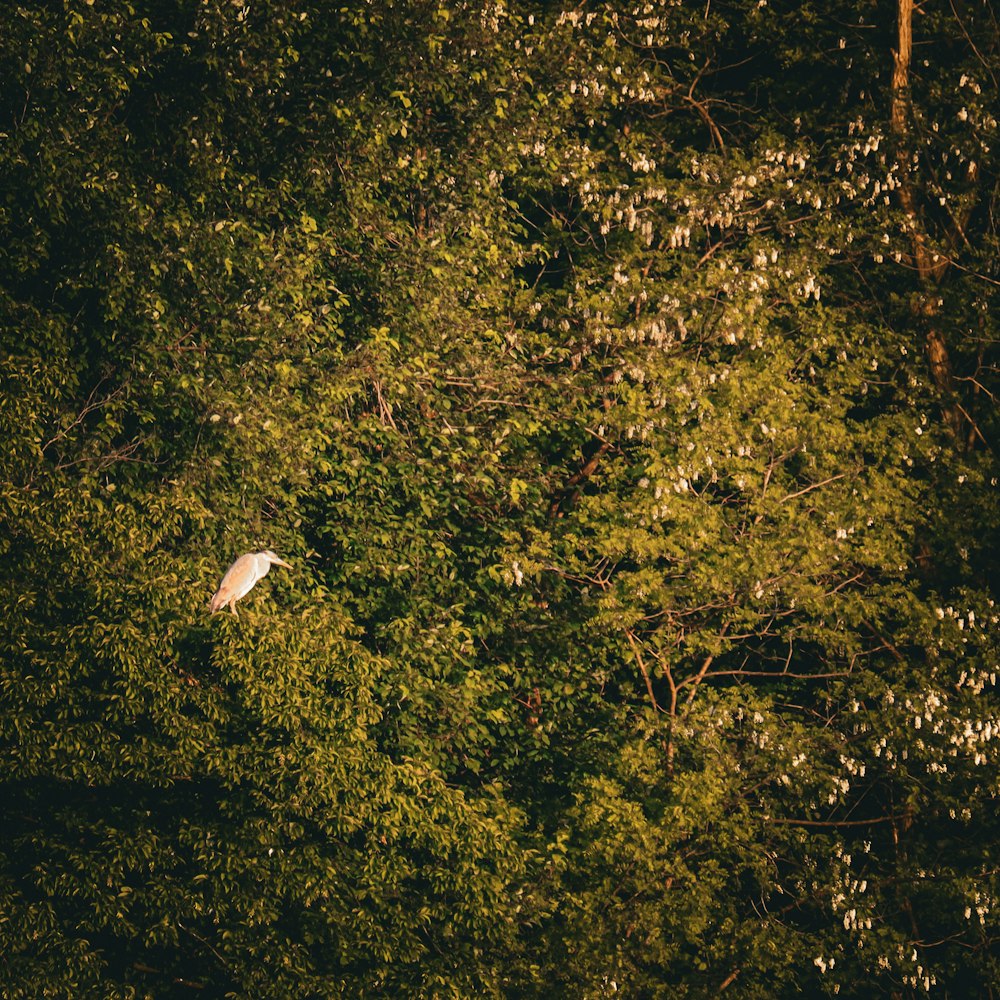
left=210, top=553, right=258, bottom=610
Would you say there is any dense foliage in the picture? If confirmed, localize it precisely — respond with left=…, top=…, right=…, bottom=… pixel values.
left=2, top=1, right=999, bottom=996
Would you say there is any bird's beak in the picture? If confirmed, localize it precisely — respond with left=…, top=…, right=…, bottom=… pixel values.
left=272, top=557, right=292, bottom=569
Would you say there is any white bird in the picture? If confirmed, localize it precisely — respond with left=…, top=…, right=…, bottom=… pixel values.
left=209, top=550, right=292, bottom=617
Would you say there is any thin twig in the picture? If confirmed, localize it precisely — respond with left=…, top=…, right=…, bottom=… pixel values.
left=372, top=379, right=398, bottom=430
left=625, top=629, right=662, bottom=713
left=764, top=813, right=904, bottom=827
left=41, top=380, right=122, bottom=454
left=779, top=473, right=846, bottom=504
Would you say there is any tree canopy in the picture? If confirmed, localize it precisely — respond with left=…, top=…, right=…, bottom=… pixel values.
left=2, top=1, right=999, bottom=997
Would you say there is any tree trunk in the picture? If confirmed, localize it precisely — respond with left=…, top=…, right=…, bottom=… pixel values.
left=890, top=0, right=965, bottom=440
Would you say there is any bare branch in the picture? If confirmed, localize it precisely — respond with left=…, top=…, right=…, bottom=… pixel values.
left=779, top=473, right=847, bottom=504
left=625, top=629, right=663, bottom=714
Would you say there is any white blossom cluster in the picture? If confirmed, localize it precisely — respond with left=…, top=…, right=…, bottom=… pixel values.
left=964, top=890, right=993, bottom=926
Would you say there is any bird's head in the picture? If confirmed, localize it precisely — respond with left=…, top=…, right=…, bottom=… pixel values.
left=261, top=549, right=292, bottom=569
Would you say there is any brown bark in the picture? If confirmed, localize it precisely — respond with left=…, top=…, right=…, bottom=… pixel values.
left=547, top=438, right=611, bottom=518
left=548, top=395, right=614, bottom=518
left=890, top=0, right=965, bottom=440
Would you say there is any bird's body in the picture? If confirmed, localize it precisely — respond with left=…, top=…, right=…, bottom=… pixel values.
left=209, top=550, right=291, bottom=616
